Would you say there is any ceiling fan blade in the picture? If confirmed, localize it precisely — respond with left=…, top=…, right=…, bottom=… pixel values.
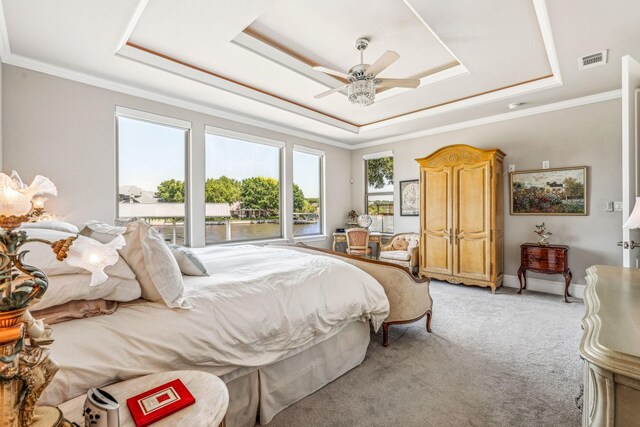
left=313, top=66, right=350, bottom=80
left=314, top=84, right=349, bottom=99
left=376, top=78, right=421, bottom=89
left=366, top=50, right=400, bottom=77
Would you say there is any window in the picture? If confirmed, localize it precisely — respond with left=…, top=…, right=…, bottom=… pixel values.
left=293, top=147, right=323, bottom=237
left=205, top=130, right=283, bottom=244
left=365, top=153, right=394, bottom=233
left=117, top=110, right=190, bottom=245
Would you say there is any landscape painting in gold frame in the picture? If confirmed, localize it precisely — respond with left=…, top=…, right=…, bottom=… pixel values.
left=510, top=166, right=588, bottom=216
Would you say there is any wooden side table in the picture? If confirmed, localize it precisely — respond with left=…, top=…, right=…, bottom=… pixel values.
left=517, top=243, right=572, bottom=302
left=57, top=371, right=228, bottom=427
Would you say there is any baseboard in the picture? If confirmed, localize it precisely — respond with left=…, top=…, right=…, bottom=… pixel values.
left=502, top=274, right=584, bottom=299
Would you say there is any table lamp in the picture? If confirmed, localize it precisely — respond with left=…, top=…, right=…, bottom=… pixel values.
left=0, top=171, right=123, bottom=427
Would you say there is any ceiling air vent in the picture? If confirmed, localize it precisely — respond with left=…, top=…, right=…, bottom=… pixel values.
left=579, top=50, right=608, bottom=70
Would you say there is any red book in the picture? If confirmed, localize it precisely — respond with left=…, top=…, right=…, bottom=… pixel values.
left=126, top=379, right=196, bottom=427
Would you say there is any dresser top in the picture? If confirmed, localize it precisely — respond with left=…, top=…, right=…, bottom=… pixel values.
left=581, top=265, right=640, bottom=379
left=521, top=243, right=569, bottom=249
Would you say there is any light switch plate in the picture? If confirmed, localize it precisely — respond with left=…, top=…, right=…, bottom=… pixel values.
left=606, top=201, right=614, bottom=212
left=614, top=201, right=623, bottom=211
left=542, top=161, right=550, bottom=169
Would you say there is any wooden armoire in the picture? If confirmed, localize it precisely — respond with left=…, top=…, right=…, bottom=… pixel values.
left=416, top=145, right=505, bottom=293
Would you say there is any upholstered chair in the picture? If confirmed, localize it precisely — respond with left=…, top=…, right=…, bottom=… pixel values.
left=380, top=233, right=420, bottom=273
left=345, top=228, right=372, bottom=256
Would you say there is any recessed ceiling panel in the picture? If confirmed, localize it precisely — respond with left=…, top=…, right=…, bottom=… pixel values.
left=245, top=0, right=459, bottom=80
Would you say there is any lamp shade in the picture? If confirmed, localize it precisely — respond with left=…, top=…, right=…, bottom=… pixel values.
left=623, top=197, right=640, bottom=229
left=0, top=171, right=57, bottom=217
left=65, top=235, right=126, bottom=285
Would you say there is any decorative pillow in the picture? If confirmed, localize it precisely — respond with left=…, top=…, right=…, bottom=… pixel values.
left=167, top=244, right=208, bottom=276
left=29, top=274, right=141, bottom=311
left=392, top=239, right=409, bottom=250
left=31, top=299, right=119, bottom=325
left=20, top=229, right=135, bottom=279
left=79, top=220, right=126, bottom=243
left=20, top=220, right=79, bottom=234
left=118, top=220, right=190, bottom=308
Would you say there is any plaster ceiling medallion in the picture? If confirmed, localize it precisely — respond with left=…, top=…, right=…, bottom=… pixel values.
left=313, top=38, right=420, bottom=106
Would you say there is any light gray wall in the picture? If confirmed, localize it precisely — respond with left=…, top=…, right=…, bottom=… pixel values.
left=2, top=65, right=352, bottom=248
left=351, top=100, right=623, bottom=284
left=0, top=63, right=3, bottom=167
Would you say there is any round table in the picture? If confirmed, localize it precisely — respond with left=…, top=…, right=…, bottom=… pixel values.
left=57, top=371, right=228, bottom=427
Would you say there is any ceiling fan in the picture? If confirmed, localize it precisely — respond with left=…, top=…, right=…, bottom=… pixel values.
left=313, top=38, right=420, bottom=106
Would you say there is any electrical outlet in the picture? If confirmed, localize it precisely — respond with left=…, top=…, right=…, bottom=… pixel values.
left=614, top=201, right=623, bottom=211
left=542, top=161, right=550, bottom=169
left=508, top=164, right=515, bottom=172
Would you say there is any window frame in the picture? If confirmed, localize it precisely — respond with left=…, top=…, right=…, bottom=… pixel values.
left=292, top=145, right=325, bottom=238
left=364, top=151, right=394, bottom=235
left=204, top=125, right=286, bottom=244
left=115, top=106, right=192, bottom=246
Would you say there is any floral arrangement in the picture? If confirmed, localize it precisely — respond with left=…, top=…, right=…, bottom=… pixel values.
left=347, top=210, right=358, bottom=222
left=534, top=223, right=552, bottom=245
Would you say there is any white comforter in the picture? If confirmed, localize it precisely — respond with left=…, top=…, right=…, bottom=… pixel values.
left=41, top=245, right=389, bottom=405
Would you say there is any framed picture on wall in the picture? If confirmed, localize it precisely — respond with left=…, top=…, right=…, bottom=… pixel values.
left=400, top=179, right=420, bottom=216
left=510, top=166, right=588, bottom=215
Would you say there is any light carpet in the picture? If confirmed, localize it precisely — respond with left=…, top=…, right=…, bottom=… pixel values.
left=268, top=281, right=584, bottom=427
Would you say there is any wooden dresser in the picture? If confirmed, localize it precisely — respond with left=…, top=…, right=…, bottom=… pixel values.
left=580, top=265, right=640, bottom=426
left=416, top=145, right=505, bottom=292
left=518, top=243, right=572, bottom=302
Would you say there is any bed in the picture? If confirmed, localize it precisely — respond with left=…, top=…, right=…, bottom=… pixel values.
left=40, top=244, right=390, bottom=426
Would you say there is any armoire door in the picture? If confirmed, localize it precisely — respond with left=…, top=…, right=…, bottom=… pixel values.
left=452, top=161, right=491, bottom=281
left=421, top=166, right=453, bottom=275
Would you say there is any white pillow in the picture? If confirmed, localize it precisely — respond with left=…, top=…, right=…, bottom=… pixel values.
left=20, top=229, right=135, bottom=280
left=20, top=220, right=79, bottom=234
left=79, top=221, right=126, bottom=243
left=30, top=274, right=141, bottom=311
left=167, top=244, right=208, bottom=276
left=119, top=220, right=190, bottom=308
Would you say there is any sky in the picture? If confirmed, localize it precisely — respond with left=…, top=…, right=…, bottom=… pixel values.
left=118, top=117, right=320, bottom=198
left=512, top=169, right=584, bottom=188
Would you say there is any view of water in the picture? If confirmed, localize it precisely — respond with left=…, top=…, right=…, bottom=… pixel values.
left=153, top=222, right=321, bottom=245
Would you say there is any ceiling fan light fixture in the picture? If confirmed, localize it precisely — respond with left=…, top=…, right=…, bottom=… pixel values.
left=347, top=79, right=375, bottom=106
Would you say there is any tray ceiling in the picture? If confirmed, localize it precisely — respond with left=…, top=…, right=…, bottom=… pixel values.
left=1, top=0, right=638, bottom=146
left=122, top=0, right=552, bottom=130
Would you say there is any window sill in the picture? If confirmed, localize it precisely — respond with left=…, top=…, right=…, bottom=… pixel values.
left=293, top=234, right=329, bottom=243
left=207, top=237, right=291, bottom=247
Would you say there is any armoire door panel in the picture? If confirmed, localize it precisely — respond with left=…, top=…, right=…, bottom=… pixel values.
left=457, top=239, right=488, bottom=277
left=422, top=168, right=452, bottom=275
left=453, top=162, right=491, bottom=281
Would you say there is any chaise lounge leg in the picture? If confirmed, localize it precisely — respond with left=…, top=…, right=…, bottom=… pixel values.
left=426, top=311, right=432, bottom=333
left=382, top=323, right=389, bottom=347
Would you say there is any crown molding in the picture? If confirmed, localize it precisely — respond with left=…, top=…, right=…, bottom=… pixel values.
left=115, top=0, right=149, bottom=53
left=2, top=53, right=353, bottom=150
left=349, top=89, right=622, bottom=150
left=533, top=0, right=562, bottom=83
left=0, top=53, right=622, bottom=152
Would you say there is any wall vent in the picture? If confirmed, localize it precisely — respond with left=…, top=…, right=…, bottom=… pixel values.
left=578, top=50, right=608, bottom=70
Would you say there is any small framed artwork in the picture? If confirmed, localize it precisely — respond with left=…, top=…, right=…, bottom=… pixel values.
left=510, top=166, right=588, bottom=215
left=400, top=179, right=420, bottom=216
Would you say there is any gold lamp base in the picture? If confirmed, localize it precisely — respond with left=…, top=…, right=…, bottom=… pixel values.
left=30, top=406, right=73, bottom=427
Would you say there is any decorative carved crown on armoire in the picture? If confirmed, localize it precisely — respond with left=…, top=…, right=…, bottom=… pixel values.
left=416, top=145, right=506, bottom=293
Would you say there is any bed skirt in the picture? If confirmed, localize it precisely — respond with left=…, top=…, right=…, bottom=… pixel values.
left=222, top=320, right=370, bottom=426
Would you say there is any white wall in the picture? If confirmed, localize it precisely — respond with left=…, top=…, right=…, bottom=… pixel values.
left=351, top=100, right=623, bottom=284
left=1, top=65, right=352, bottom=248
